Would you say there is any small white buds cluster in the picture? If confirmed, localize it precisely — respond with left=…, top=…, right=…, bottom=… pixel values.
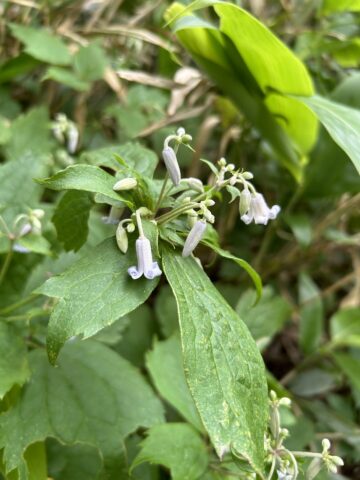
left=321, top=438, right=344, bottom=474
left=198, top=199, right=215, bottom=224
left=113, top=178, right=138, bottom=191
left=52, top=113, right=79, bottom=154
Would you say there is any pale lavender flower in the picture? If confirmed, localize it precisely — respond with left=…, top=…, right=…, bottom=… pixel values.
left=182, top=220, right=207, bottom=257
left=128, top=236, right=162, bottom=280
left=13, top=243, right=30, bottom=254
left=162, top=146, right=181, bottom=186
left=241, top=193, right=280, bottom=225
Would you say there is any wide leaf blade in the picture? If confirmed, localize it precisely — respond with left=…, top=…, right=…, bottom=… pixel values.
left=37, top=237, right=160, bottom=364
left=162, top=249, right=268, bottom=473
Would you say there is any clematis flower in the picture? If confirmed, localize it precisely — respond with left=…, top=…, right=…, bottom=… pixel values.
left=240, top=193, right=280, bottom=225
left=182, top=220, right=207, bottom=257
left=128, top=236, right=162, bottom=280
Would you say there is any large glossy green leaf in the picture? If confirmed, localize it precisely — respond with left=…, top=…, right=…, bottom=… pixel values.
left=52, top=191, right=93, bottom=252
left=297, top=94, right=360, bottom=175
left=146, top=335, right=203, bottom=432
left=9, top=24, right=71, bottom=66
left=37, top=164, right=130, bottom=205
left=162, top=249, right=268, bottom=473
left=0, top=323, right=29, bottom=399
left=322, top=0, right=360, bottom=14
left=132, top=423, right=208, bottom=480
left=36, top=237, right=160, bottom=364
left=0, top=341, right=164, bottom=479
left=168, top=2, right=317, bottom=179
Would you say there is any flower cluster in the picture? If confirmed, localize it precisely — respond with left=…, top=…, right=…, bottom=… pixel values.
left=106, top=127, right=281, bottom=281
left=0, top=208, right=45, bottom=254
left=52, top=113, right=79, bottom=154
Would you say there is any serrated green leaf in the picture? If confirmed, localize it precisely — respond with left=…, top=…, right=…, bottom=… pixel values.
left=299, top=273, right=323, bottom=355
left=37, top=164, right=131, bottom=205
left=0, top=340, right=164, bottom=479
left=52, top=191, right=93, bottom=252
left=330, top=308, right=360, bottom=348
left=36, top=237, right=160, bottom=364
left=162, top=249, right=268, bottom=473
left=203, top=242, right=262, bottom=301
left=9, top=24, right=71, bottom=66
left=146, top=335, right=203, bottom=432
left=44, top=67, right=90, bottom=91
left=0, top=323, right=29, bottom=399
left=132, top=423, right=208, bottom=480
left=297, top=94, right=360, bottom=175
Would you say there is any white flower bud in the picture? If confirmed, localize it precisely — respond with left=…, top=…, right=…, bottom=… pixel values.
left=242, top=171, right=254, bottom=179
left=162, top=146, right=181, bottom=186
left=227, top=163, right=235, bottom=171
left=204, top=199, right=215, bottom=207
left=185, top=177, right=204, bottom=192
left=239, top=188, right=251, bottom=216
left=32, top=209, right=45, bottom=219
left=182, top=220, right=207, bottom=257
left=126, top=223, right=135, bottom=233
left=279, top=397, right=291, bottom=407
left=203, top=210, right=215, bottom=223
left=177, top=127, right=186, bottom=136
left=331, top=456, right=344, bottom=467
left=218, top=157, right=227, bottom=167
left=116, top=223, right=128, bottom=254
left=113, top=178, right=138, bottom=191
left=322, top=439, right=331, bottom=452
left=67, top=125, right=79, bottom=154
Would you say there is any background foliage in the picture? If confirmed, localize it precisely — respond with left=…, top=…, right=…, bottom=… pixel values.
left=0, top=0, right=359, bottom=479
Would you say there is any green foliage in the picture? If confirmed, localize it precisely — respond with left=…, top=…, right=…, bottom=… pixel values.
left=132, top=423, right=208, bottom=480
left=163, top=249, right=268, bottom=473
left=0, top=341, right=164, bottom=478
left=0, top=323, right=29, bottom=399
left=0, top=1, right=359, bottom=479
left=52, top=191, right=93, bottom=252
left=37, top=237, right=160, bottom=364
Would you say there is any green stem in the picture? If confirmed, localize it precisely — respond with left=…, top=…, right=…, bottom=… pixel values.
left=0, top=245, right=14, bottom=286
left=136, top=209, right=145, bottom=237
left=156, top=202, right=199, bottom=225
left=153, top=173, right=169, bottom=215
left=0, top=293, right=40, bottom=316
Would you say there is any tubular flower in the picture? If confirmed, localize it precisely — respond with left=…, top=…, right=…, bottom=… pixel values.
left=182, top=220, right=207, bottom=257
left=162, top=146, right=181, bottom=186
left=240, top=193, right=280, bottom=225
left=128, top=236, right=162, bottom=280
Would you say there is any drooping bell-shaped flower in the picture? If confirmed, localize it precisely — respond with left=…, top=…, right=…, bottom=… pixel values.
left=128, top=236, right=162, bottom=280
left=182, top=220, right=207, bottom=257
left=240, top=193, right=280, bottom=225
left=162, top=146, right=181, bottom=186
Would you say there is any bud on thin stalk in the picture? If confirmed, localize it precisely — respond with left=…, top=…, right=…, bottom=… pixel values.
left=162, top=146, right=181, bottom=186
left=116, top=222, right=128, bottom=254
